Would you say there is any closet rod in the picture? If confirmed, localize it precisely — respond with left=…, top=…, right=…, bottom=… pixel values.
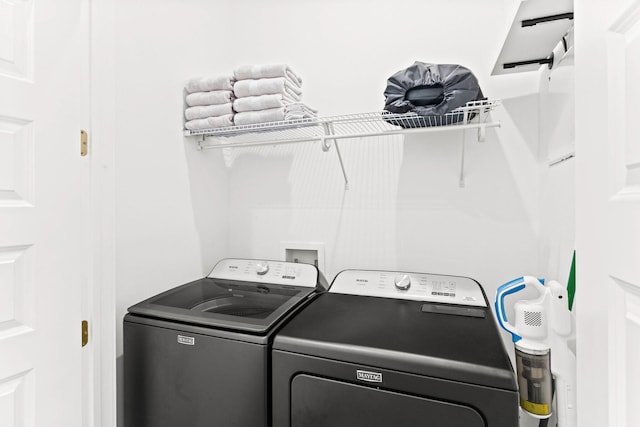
left=503, top=58, right=553, bottom=70
left=521, top=13, right=574, bottom=28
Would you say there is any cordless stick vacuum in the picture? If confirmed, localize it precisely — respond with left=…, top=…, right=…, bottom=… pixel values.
left=495, top=276, right=576, bottom=427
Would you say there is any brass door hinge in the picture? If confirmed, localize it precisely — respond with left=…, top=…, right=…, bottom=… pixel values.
left=81, top=320, right=89, bottom=347
left=80, top=130, right=88, bottom=156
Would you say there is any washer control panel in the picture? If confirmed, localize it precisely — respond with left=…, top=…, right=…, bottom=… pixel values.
left=208, top=258, right=318, bottom=287
left=329, top=270, right=487, bottom=307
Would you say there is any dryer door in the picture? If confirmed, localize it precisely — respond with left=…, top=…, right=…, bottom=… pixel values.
left=291, top=374, right=485, bottom=427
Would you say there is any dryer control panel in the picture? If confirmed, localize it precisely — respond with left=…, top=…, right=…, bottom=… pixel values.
left=208, top=258, right=319, bottom=287
left=329, top=270, right=487, bottom=307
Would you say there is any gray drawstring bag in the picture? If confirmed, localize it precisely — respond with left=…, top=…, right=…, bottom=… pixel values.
left=383, top=62, right=484, bottom=128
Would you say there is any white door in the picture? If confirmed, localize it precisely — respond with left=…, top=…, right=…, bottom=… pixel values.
left=576, top=0, right=640, bottom=426
left=606, top=1, right=640, bottom=426
left=0, top=0, right=90, bottom=426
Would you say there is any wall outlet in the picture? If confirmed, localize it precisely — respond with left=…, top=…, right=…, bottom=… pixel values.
left=281, top=241, right=325, bottom=274
left=286, top=248, right=318, bottom=266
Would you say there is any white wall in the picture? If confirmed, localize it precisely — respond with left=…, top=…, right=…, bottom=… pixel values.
left=223, top=0, right=542, bottom=341
left=538, top=63, right=575, bottom=285
left=113, top=0, right=544, bottom=337
left=112, top=0, right=577, bottom=425
left=111, top=0, right=539, bottom=368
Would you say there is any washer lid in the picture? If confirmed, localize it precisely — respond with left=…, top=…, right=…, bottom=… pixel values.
left=128, top=259, right=321, bottom=334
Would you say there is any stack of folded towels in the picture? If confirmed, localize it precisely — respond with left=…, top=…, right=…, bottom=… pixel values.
left=184, top=75, right=236, bottom=131
left=232, top=64, right=317, bottom=126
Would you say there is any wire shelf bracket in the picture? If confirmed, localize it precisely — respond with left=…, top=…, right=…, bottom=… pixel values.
left=186, top=100, right=501, bottom=189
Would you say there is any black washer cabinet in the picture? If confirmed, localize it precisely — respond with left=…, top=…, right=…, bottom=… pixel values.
left=123, top=258, right=326, bottom=427
left=272, top=269, right=519, bottom=427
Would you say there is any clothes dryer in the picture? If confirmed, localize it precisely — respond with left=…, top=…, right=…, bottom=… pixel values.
left=272, top=269, right=518, bottom=427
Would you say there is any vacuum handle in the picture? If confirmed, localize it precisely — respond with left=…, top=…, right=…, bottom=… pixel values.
left=548, top=280, right=572, bottom=336
left=495, top=276, right=545, bottom=342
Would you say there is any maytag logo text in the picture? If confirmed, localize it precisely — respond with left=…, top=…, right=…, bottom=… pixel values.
left=356, top=370, right=383, bottom=383
left=177, top=335, right=195, bottom=346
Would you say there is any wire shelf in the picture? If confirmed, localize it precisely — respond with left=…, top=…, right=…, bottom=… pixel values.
left=186, top=100, right=501, bottom=189
left=185, top=100, right=500, bottom=148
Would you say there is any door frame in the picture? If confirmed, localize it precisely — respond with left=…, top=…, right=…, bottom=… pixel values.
left=87, top=0, right=117, bottom=425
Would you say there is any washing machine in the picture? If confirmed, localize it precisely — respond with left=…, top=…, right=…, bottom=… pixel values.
left=272, top=269, right=519, bottom=427
left=123, top=258, right=327, bottom=427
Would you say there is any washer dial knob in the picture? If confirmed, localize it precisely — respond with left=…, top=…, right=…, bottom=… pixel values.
left=256, top=261, right=270, bottom=276
left=394, top=274, right=411, bottom=291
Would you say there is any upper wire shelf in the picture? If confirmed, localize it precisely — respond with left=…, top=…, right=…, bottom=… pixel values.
left=185, top=100, right=501, bottom=149
left=185, top=100, right=501, bottom=189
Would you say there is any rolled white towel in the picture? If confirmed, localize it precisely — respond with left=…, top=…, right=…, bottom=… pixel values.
left=284, top=102, right=318, bottom=119
left=185, top=114, right=234, bottom=130
left=234, top=64, right=302, bottom=86
left=185, top=90, right=234, bottom=107
left=234, top=103, right=317, bottom=126
left=186, top=75, right=235, bottom=93
left=233, top=94, right=297, bottom=113
left=233, top=77, right=302, bottom=98
left=185, top=103, right=234, bottom=121
left=234, top=109, right=285, bottom=126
